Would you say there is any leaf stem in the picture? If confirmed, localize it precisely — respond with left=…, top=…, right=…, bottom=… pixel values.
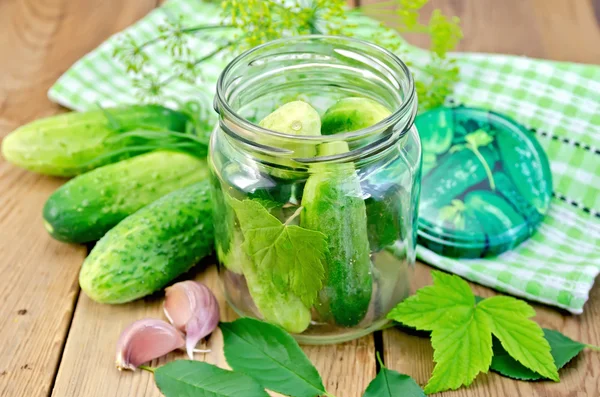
left=192, top=40, right=237, bottom=66
left=586, top=344, right=600, bottom=351
left=284, top=206, right=304, bottom=225
left=470, top=146, right=496, bottom=191
left=139, top=365, right=156, bottom=373
left=181, top=24, right=235, bottom=34
left=323, top=392, right=338, bottom=397
left=138, top=24, right=235, bottom=51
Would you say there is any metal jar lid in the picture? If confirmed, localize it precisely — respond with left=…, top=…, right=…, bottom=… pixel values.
left=416, top=106, right=553, bottom=258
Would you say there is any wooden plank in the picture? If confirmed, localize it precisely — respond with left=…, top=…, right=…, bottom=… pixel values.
left=360, top=0, right=545, bottom=58
left=382, top=264, right=600, bottom=396
left=0, top=1, right=161, bottom=396
left=361, top=0, right=600, bottom=63
left=52, top=265, right=376, bottom=397
left=531, top=0, right=600, bottom=64
left=0, top=165, right=84, bottom=397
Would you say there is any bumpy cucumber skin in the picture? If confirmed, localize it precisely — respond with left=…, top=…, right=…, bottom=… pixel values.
left=1, top=105, right=189, bottom=177
left=79, top=181, right=214, bottom=304
left=301, top=144, right=372, bottom=327
left=43, top=151, right=208, bottom=243
left=321, top=97, right=391, bottom=135
left=365, top=184, right=404, bottom=252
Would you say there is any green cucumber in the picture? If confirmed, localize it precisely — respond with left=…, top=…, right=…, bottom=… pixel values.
left=1, top=105, right=190, bottom=176
left=79, top=181, right=214, bottom=304
left=365, top=184, right=404, bottom=252
left=301, top=141, right=372, bottom=326
left=43, top=151, right=208, bottom=243
left=259, top=101, right=321, bottom=137
left=259, top=100, right=321, bottom=158
left=321, top=97, right=391, bottom=135
left=256, top=101, right=322, bottom=181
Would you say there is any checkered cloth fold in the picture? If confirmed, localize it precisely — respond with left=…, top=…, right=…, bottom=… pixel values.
left=48, top=0, right=600, bottom=313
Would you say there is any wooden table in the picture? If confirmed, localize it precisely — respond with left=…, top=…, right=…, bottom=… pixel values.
left=1, top=1, right=599, bottom=396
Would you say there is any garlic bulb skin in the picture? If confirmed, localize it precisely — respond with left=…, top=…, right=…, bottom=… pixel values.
left=164, top=281, right=220, bottom=359
left=115, top=319, right=184, bottom=371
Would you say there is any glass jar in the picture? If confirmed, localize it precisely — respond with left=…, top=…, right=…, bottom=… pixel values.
left=209, top=35, right=421, bottom=344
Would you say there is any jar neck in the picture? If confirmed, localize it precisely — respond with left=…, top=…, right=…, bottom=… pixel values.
left=214, top=35, right=417, bottom=165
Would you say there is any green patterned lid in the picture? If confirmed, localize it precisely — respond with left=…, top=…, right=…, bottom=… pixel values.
left=416, top=106, right=553, bottom=258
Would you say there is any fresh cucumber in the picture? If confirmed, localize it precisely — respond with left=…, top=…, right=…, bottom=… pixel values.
left=257, top=101, right=322, bottom=180
left=1, top=105, right=190, bottom=176
left=43, top=151, right=208, bottom=243
left=259, top=101, right=321, bottom=138
left=321, top=97, right=391, bottom=135
left=79, top=181, right=214, bottom=304
left=301, top=141, right=372, bottom=327
left=365, top=184, right=404, bottom=252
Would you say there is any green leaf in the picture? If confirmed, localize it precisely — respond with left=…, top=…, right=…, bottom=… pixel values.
left=252, top=198, right=284, bottom=211
left=97, top=103, right=123, bottom=131
left=230, top=199, right=328, bottom=306
left=478, top=296, right=559, bottom=381
left=364, top=353, right=425, bottom=397
left=364, top=368, right=425, bottom=397
left=425, top=309, right=492, bottom=394
left=387, top=271, right=475, bottom=331
left=387, top=271, right=557, bottom=393
left=491, top=328, right=586, bottom=380
left=154, top=360, right=269, bottom=397
left=221, top=318, right=326, bottom=397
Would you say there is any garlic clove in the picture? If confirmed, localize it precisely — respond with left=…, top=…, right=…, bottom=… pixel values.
left=115, top=319, right=184, bottom=371
left=164, top=281, right=220, bottom=359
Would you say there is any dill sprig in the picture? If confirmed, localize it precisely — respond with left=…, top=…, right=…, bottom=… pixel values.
left=363, top=0, right=463, bottom=110
left=113, top=0, right=462, bottom=110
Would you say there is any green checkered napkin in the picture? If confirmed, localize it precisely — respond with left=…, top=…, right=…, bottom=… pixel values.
left=49, top=0, right=600, bottom=314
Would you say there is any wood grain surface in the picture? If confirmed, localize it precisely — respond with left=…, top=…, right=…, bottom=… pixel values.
left=0, top=1, right=598, bottom=397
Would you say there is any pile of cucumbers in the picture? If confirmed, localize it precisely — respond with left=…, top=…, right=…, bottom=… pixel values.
left=2, top=105, right=215, bottom=303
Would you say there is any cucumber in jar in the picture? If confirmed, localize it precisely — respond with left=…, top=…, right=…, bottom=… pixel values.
left=216, top=101, right=322, bottom=333
left=258, top=100, right=321, bottom=160
left=301, top=141, right=373, bottom=327
left=321, top=97, right=391, bottom=135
